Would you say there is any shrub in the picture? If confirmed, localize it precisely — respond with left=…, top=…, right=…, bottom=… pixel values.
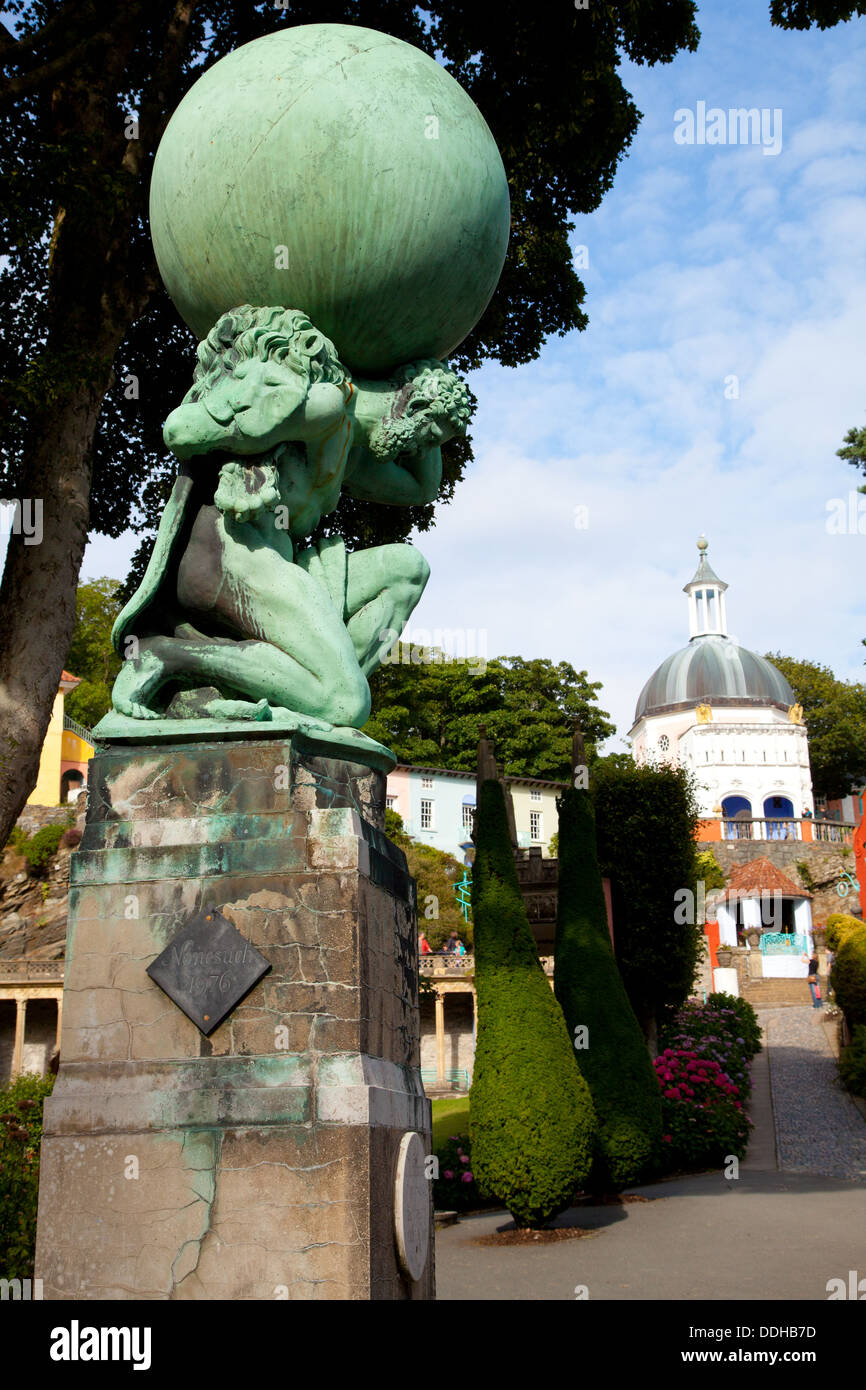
left=470, top=777, right=595, bottom=1227
left=704, top=993, right=762, bottom=1061
left=4, top=825, right=28, bottom=854
left=654, top=1046, right=751, bottom=1169
left=0, top=1071, right=55, bottom=1278
left=592, top=759, right=703, bottom=1044
left=21, top=824, right=65, bottom=876
left=657, top=998, right=758, bottom=1170
left=432, top=1134, right=493, bottom=1212
left=554, top=785, right=661, bottom=1189
left=663, top=999, right=756, bottom=1099
left=825, top=913, right=864, bottom=952
left=839, top=1026, right=866, bottom=1098
left=831, top=918, right=866, bottom=1032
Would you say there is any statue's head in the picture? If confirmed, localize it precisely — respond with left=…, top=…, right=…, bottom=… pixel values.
left=164, top=305, right=347, bottom=458
left=366, top=360, right=472, bottom=462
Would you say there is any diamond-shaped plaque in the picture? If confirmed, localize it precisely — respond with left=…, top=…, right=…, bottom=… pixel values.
left=147, top=908, right=271, bottom=1036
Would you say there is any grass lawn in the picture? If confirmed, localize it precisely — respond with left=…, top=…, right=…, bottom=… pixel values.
left=432, top=1095, right=470, bottom=1148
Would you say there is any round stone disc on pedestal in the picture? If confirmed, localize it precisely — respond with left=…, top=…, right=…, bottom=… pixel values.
left=149, top=23, right=510, bottom=372
left=393, top=1131, right=431, bottom=1283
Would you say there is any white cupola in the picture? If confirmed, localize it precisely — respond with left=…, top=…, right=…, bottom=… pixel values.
left=683, top=534, right=729, bottom=639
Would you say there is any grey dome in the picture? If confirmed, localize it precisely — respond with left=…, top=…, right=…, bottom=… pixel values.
left=634, top=636, right=795, bottom=723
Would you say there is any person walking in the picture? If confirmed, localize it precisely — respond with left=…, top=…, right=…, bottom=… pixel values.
left=418, top=931, right=432, bottom=956
left=802, top=950, right=822, bottom=1009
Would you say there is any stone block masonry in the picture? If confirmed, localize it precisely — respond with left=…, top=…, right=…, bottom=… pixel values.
left=35, top=736, right=433, bottom=1300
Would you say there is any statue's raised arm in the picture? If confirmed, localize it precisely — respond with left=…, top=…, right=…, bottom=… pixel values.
left=344, top=361, right=471, bottom=507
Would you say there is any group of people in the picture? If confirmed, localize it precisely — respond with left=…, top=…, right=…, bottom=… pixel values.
left=418, top=930, right=466, bottom=957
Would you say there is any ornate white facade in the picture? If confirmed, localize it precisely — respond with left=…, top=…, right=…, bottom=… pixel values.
left=629, top=539, right=814, bottom=827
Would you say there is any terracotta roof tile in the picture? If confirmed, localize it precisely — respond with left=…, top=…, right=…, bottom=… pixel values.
left=723, top=856, right=810, bottom=899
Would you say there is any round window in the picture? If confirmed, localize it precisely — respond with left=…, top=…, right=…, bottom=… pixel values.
left=659, top=734, right=670, bottom=751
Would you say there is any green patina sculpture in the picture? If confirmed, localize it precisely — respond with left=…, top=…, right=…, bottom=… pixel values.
left=110, top=305, right=469, bottom=729
left=100, top=24, right=509, bottom=760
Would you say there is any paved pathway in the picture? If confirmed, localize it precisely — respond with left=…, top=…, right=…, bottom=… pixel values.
left=755, top=1006, right=866, bottom=1179
left=435, top=1005, right=866, bottom=1299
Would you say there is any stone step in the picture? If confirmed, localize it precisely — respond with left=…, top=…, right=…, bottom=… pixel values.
left=742, top=978, right=824, bottom=1006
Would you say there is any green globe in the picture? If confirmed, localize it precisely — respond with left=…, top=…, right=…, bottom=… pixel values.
left=150, top=24, right=510, bottom=373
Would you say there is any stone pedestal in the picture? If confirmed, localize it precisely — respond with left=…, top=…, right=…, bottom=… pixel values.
left=35, top=734, right=433, bottom=1299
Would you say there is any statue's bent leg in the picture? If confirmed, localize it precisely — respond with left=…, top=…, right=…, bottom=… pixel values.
left=114, top=630, right=368, bottom=727
left=177, top=519, right=369, bottom=725
left=344, top=543, right=430, bottom=677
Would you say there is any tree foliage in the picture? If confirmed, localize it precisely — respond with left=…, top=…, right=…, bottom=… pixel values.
left=63, top=577, right=123, bottom=728
left=0, top=0, right=700, bottom=846
left=1, top=0, right=702, bottom=570
left=765, top=654, right=866, bottom=799
left=365, top=647, right=615, bottom=779
left=770, top=1, right=866, bottom=28
left=386, top=809, right=469, bottom=949
left=469, top=777, right=595, bottom=1226
left=592, top=759, right=703, bottom=1047
left=554, top=785, right=662, bottom=1189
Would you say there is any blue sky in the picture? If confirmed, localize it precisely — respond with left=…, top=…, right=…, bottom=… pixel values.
left=82, top=2, right=866, bottom=750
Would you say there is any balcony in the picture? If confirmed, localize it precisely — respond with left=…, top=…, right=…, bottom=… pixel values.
left=718, top=817, right=854, bottom=845
left=419, top=952, right=554, bottom=979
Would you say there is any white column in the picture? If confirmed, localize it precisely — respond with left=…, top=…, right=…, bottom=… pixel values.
left=434, top=992, right=446, bottom=1089
left=717, top=902, right=738, bottom=946
left=12, top=998, right=27, bottom=1080
left=743, top=898, right=763, bottom=932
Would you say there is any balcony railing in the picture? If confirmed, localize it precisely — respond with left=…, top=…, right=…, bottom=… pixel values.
left=63, top=715, right=95, bottom=745
left=420, top=952, right=554, bottom=978
left=721, top=817, right=854, bottom=845
left=420, top=952, right=475, bottom=976
left=0, top=960, right=64, bottom=982
left=760, top=932, right=809, bottom=956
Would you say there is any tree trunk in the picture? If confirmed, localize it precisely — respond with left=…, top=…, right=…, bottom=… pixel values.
left=0, top=356, right=117, bottom=843
left=0, top=3, right=191, bottom=846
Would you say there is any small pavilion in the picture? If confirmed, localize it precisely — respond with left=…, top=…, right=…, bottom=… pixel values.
left=714, top=858, right=813, bottom=978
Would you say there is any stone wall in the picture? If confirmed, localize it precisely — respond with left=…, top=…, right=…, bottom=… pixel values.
left=420, top=993, right=474, bottom=1078
left=703, top=839, right=860, bottom=923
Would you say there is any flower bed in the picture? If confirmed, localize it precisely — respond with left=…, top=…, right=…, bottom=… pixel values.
left=433, top=1134, right=483, bottom=1211
left=655, top=995, right=760, bottom=1171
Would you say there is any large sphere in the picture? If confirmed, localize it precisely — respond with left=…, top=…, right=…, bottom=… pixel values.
left=150, top=24, right=510, bottom=373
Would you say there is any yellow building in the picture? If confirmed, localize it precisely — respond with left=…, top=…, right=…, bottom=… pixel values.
left=27, top=671, right=95, bottom=807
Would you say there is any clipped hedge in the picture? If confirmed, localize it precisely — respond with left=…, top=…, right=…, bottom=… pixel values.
left=831, top=916, right=866, bottom=1032
left=554, top=785, right=661, bottom=1189
left=825, top=913, right=864, bottom=952
left=469, top=778, right=595, bottom=1227
left=839, top=1025, right=866, bottom=1098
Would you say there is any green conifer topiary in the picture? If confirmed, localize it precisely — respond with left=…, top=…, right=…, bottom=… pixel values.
left=554, top=784, right=662, bottom=1189
left=469, top=778, right=595, bottom=1227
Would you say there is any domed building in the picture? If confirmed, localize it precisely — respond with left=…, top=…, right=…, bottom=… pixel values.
left=630, top=538, right=815, bottom=839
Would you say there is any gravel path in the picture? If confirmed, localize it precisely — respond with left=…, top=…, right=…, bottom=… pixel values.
left=758, top=1006, right=866, bottom=1180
